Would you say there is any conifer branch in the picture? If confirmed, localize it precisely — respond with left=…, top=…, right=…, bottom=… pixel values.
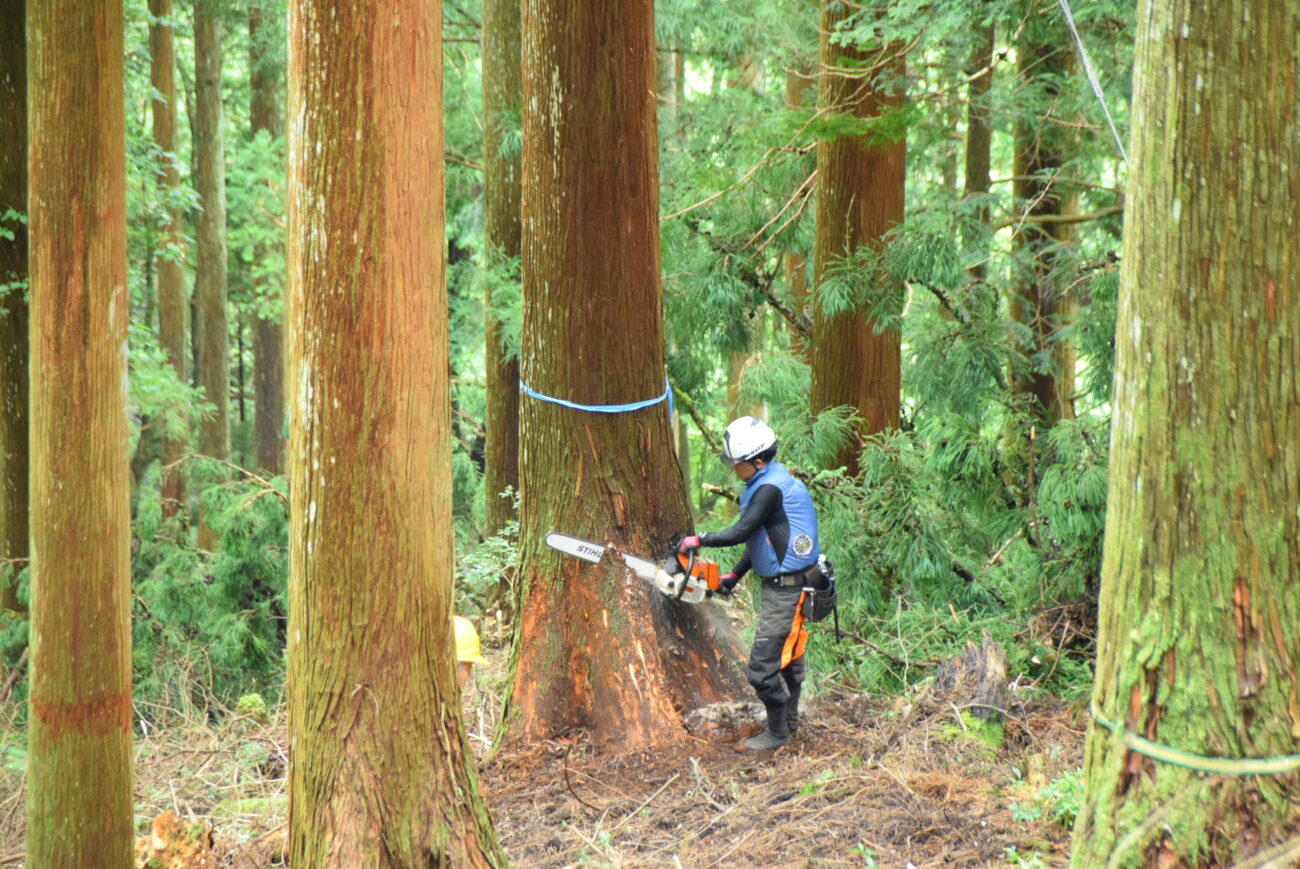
left=666, top=373, right=721, bottom=454
left=992, top=204, right=1123, bottom=231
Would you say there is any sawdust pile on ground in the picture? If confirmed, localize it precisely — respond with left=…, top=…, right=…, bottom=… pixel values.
left=480, top=686, right=1083, bottom=868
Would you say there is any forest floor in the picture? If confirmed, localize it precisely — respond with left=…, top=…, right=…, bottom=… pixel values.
left=0, top=658, right=1085, bottom=868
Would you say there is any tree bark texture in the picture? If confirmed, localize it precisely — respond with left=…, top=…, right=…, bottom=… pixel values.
left=0, top=0, right=28, bottom=614
left=1010, top=15, right=1077, bottom=426
left=509, top=0, right=747, bottom=749
left=195, top=0, right=230, bottom=548
left=1071, top=1, right=1300, bottom=865
left=25, top=0, right=134, bottom=863
left=151, top=0, right=188, bottom=517
left=482, top=0, right=522, bottom=536
left=249, top=2, right=285, bottom=476
left=809, top=2, right=905, bottom=475
left=286, top=0, right=504, bottom=863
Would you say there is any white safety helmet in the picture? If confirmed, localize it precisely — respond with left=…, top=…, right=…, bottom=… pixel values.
left=719, top=416, right=777, bottom=466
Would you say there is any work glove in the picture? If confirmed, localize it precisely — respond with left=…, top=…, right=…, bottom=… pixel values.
left=718, top=572, right=739, bottom=594
left=677, top=535, right=702, bottom=554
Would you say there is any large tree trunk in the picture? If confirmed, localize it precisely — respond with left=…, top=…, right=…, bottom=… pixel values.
left=0, top=0, right=27, bottom=614
left=1071, top=1, right=1300, bottom=865
left=286, top=0, right=504, bottom=863
left=482, top=0, right=522, bottom=537
left=809, top=3, right=905, bottom=475
left=249, top=2, right=285, bottom=476
left=507, top=0, right=746, bottom=750
left=25, top=0, right=134, bottom=863
left=1009, top=11, right=1077, bottom=426
left=151, top=0, right=188, bottom=518
left=194, top=0, right=230, bottom=547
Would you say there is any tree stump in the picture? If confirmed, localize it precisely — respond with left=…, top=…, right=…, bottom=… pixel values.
left=933, top=631, right=1008, bottom=722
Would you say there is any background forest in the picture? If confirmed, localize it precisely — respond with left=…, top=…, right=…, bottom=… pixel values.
left=1, top=0, right=1143, bottom=863
left=3, top=0, right=1131, bottom=704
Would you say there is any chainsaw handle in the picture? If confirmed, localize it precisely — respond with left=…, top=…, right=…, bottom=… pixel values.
left=675, top=550, right=695, bottom=600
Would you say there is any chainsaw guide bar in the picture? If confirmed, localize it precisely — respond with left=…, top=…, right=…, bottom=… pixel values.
left=544, top=532, right=726, bottom=605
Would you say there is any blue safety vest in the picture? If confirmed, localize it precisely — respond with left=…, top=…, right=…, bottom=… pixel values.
left=739, top=461, right=820, bottom=578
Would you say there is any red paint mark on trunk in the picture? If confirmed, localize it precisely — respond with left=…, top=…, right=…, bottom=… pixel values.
left=31, top=691, right=131, bottom=739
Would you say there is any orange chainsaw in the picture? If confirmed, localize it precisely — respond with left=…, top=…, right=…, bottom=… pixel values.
left=544, top=532, right=729, bottom=604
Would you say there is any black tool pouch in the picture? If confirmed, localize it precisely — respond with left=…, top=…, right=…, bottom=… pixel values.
left=800, top=557, right=837, bottom=623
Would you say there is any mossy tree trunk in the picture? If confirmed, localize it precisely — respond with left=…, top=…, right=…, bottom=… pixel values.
left=249, top=2, right=285, bottom=476
left=507, top=0, right=746, bottom=750
left=1071, top=1, right=1300, bottom=865
left=1009, top=9, right=1077, bottom=426
left=809, top=2, right=905, bottom=475
left=285, top=0, right=504, bottom=863
left=482, top=0, right=522, bottom=538
left=0, top=0, right=27, bottom=614
left=194, top=0, right=230, bottom=547
left=25, top=0, right=134, bottom=862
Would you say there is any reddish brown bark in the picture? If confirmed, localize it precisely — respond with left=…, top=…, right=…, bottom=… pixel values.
left=809, top=3, right=906, bottom=474
left=482, top=0, right=521, bottom=537
left=25, top=0, right=134, bottom=862
left=286, top=0, right=503, bottom=863
left=151, top=0, right=188, bottom=517
left=249, top=3, right=285, bottom=476
left=0, top=0, right=28, bottom=614
left=194, top=0, right=229, bottom=547
left=508, top=0, right=746, bottom=750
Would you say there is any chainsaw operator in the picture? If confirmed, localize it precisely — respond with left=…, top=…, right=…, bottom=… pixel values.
left=677, top=416, right=821, bottom=751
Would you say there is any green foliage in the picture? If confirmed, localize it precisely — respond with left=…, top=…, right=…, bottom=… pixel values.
left=133, top=461, right=288, bottom=706
left=1008, top=768, right=1084, bottom=829
left=457, top=513, right=519, bottom=616
left=235, top=692, right=269, bottom=723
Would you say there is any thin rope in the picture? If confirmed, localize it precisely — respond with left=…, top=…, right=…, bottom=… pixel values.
left=1057, top=0, right=1128, bottom=165
left=520, top=377, right=673, bottom=416
left=1090, top=699, right=1300, bottom=776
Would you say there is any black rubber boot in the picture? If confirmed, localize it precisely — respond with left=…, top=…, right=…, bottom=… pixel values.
left=742, top=701, right=789, bottom=751
left=787, top=684, right=802, bottom=735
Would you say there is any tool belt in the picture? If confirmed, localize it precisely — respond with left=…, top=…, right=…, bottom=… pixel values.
left=764, top=573, right=801, bottom=587
left=764, top=565, right=819, bottom=588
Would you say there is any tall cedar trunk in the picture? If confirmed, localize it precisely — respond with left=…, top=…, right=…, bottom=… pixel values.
left=1009, top=15, right=1077, bottom=425
left=783, top=65, right=813, bottom=358
left=286, top=0, right=504, bottom=863
left=1070, top=0, right=1300, bottom=864
left=0, top=0, right=27, bottom=614
left=25, top=0, right=134, bottom=862
left=195, top=0, right=230, bottom=547
left=249, top=3, right=285, bottom=475
left=809, top=3, right=905, bottom=474
left=151, top=0, right=188, bottom=517
left=482, top=0, right=522, bottom=537
left=508, top=0, right=746, bottom=749
left=963, top=15, right=994, bottom=282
